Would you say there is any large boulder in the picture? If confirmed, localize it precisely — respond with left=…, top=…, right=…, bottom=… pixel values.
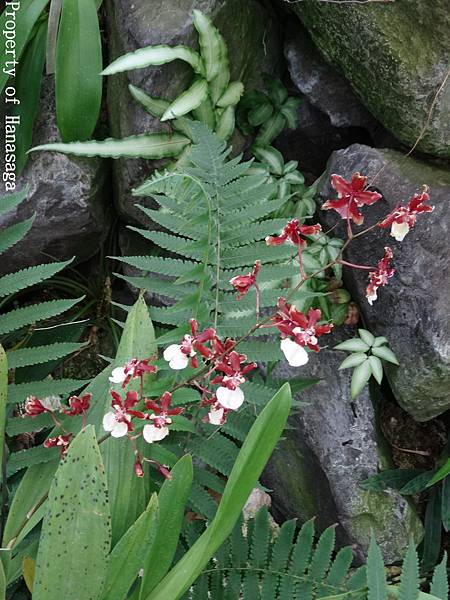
left=1, top=79, right=110, bottom=274
left=105, top=0, right=282, bottom=225
left=263, top=326, right=423, bottom=562
left=315, top=144, right=450, bottom=421
left=289, top=1, right=450, bottom=157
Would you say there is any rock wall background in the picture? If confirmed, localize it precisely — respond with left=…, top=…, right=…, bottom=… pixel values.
left=6, top=0, right=450, bottom=561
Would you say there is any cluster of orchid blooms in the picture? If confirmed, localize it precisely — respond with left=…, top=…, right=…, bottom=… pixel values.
left=22, top=173, right=433, bottom=478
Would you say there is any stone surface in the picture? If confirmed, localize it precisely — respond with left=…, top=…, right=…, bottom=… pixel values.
left=290, top=1, right=450, bottom=157
left=315, top=144, right=450, bottom=421
left=284, top=23, right=374, bottom=129
left=262, top=326, right=423, bottom=562
left=105, top=0, right=282, bottom=225
left=0, top=79, right=110, bottom=274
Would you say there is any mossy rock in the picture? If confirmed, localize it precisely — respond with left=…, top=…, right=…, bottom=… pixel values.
left=290, top=0, right=450, bottom=157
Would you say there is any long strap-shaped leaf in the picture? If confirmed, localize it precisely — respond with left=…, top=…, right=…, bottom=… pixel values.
left=102, top=44, right=205, bottom=77
left=0, top=346, right=6, bottom=487
left=55, top=0, right=102, bottom=141
left=146, top=382, right=292, bottom=600
left=31, top=133, right=191, bottom=159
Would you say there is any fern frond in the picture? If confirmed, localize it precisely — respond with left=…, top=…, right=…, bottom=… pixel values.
left=0, top=259, right=74, bottom=298
left=0, top=186, right=29, bottom=215
left=189, top=433, right=238, bottom=476
left=430, top=552, right=449, bottom=599
left=0, top=297, right=82, bottom=335
left=0, top=216, right=35, bottom=255
left=6, top=342, right=86, bottom=369
left=7, top=444, right=59, bottom=476
left=397, top=544, right=419, bottom=600
left=6, top=413, right=53, bottom=436
left=7, top=378, right=89, bottom=405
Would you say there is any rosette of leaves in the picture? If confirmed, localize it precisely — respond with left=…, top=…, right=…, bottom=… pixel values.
left=0, top=0, right=103, bottom=173
left=237, top=76, right=301, bottom=146
left=335, top=329, right=399, bottom=399
left=248, top=145, right=306, bottom=202
left=31, top=10, right=244, bottom=163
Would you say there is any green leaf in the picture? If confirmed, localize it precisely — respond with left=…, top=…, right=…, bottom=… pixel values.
left=0, top=258, right=73, bottom=298
left=7, top=378, right=89, bottom=405
left=0, top=186, right=29, bottom=216
left=427, top=459, right=450, bottom=487
left=139, top=455, right=193, bottom=597
left=338, top=353, right=368, bottom=370
left=193, top=10, right=222, bottom=81
left=254, top=113, right=285, bottom=146
left=31, top=133, right=191, bottom=159
left=373, top=336, right=389, bottom=347
left=360, top=469, right=421, bottom=493
left=358, top=329, right=375, bottom=346
left=368, top=355, right=384, bottom=384
left=102, top=44, right=204, bottom=76
left=11, top=18, right=47, bottom=174
left=55, top=0, right=102, bottom=141
left=215, top=105, right=235, bottom=141
left=209, top=34, right=230, bottom=105
left=0, top=297, right=82, bottom=336
left=146, top=383, right=292, bottom=600
left=422, top=486, right=442, bottom=571
left=100, top=495, right=159, bottom=600
left=429, top=552, right=448, bottom=599
left=371, top=345, right=399, bottom=365
left=441, top=476, right=450, bottom=531
left=0, top=0, right=49, bottom=95
left=0, top=216, right=35, bottom=255
left=33, top=426, right=111, bottom=600
left=161, top=78, right=208, bottom=121
left=334, top=339, right=370, bottom=352
left=252, top=145, right=284, bottom=176
left=6, top=342, right=85, bottom=369
left=0, top=346, right=6, bottom=487
left=400, top=471, right=436, bottom=495
left=397, top=543, right=419, bottom=600
left=367, top=536, right=388, bottom=600
left=350, top=359, right=372, bottom=399
left=217, top=81, right=244, bottom=108
left=7, top=444, right=59, bottom=477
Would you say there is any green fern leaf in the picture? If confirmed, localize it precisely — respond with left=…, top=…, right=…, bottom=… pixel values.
left=7, top=444, right=59, bottom=477
left=0, top=216, right=35, bottom=255
left=242, top=571, right=261, bottom=600
left=307, top=526, right=336, bottom=584
left=0, top=259, right=74, bottom=298
left=326, top=546, right=354, bottom=588
left=188, top=481, right=217, bottom=520
left=0, top=186, right=29, bottom=215
left=0, top=297, right=82, bottom=335
left=188, top=433, right=238, bottom=476
left=7, top=378, right=89, bottom=405
left=6, top=413, right=53, bottom=436
left=429, top=552, right=449, bottom=599
left=6, top=342, right=86, bottom=368
left=367, top=537, right=388, bottom=600
left=250, top=507, right=271, bottom=569
left=397, top=543, right=419, bottom=600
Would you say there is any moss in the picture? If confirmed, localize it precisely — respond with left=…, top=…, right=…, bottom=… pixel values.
left=291, top=0, right=450, bottom=156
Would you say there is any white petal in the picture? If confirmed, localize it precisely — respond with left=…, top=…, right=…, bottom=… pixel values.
left=102, top=411, right=117, bottom=432
left=391, top=221, right=409, bottom=242
left=111, top=421, right=129, bottom=438
left=163, top=344, right=181, bottom=361
left=163, top=345, right=189, bottom=370
left=367, top=291, right=377, bottom=306
left=143, top=424, right=169, bottom=443
left=208, top=406, right=224, bottom=425
left=280, top=338, right=309, bottom=367
left=109, top=367, right=126, bottom=384
left=216, top=386, right=245, bottom=410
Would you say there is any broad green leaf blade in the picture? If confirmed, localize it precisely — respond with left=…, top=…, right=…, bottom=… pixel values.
left=217, top=81, right=244, bottom=108
left=358, top=329, right=375, bottom=346
left=0, top=215, right=35, bottom=255
left=11, top=18, right=47, bottom=174
left=33, top=426, right=111, bottom=600
left=161, top=78, right=208, bottom=121
left=338, top=353, right=368, bottom=370
left=368, top=355, right=383, bottom=384
left=371, top=345, right=399, bottom=365
left=367, top=536, right=388, bottom=600
left=0, top=0, right=49, bottom=94
left=46, top=0, right=62, bottom=74
left=0, top=186, right=29, bottom=216
left=429, top=552, right=448, bottom=599
left=252, top=145, right=284, bottom=176
left=335, top=339, right=370, bottom=352
left=139, top=455, right=193, bottom=598
left=422, top=486, right=442, bottom=571
left=350, top=359, right=372, bottom=399
left=397, top=543, right=419, bottom=600
left=0, top=258, right=73, bottom=298
left=6, top=341, right=85, bottom=369
left=55, top=0, right=102, bottom=141
left=31, top=133, right=191, bottom=159
left=360, top=469, right=421, bottom=493
left=0, top=297, right=82, bottom=335
left=441, top=476, right=450, bottom=531
left=427, top=459, right=450, bottom=487
left=100, top=494, right=159, bottom=600
left=147, top=383, right=292, bottom=600
left=0, top=346, right=6, bottom=486
left=215, top=105, right=235, bottom=140
left=193, top=10, right=221, bottom=81
left=102, top=44, right=204, bottom=76
left=209, top=34, right=230, bottom=105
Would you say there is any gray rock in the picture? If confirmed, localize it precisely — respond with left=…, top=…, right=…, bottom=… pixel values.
left=1, top=78, right=110, bottom=273
left=263, top=326, right=423, bottom=562
left=315, top=144, right=450, bottom=421
left=289, top=1, right=450, bottom=157
left=105, top=0, right=282, bottom=224
left=284, top=23, right=374, bottom=129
